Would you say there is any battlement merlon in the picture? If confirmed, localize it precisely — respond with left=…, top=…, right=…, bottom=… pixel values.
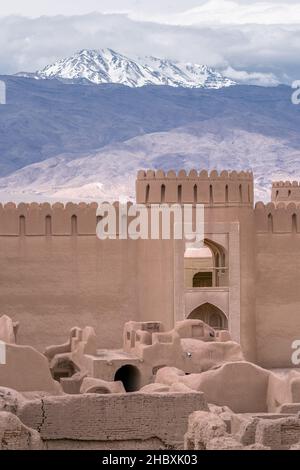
left=136, top=169, right=254, bottom=206
left=272, top=181, right=300, bottom=204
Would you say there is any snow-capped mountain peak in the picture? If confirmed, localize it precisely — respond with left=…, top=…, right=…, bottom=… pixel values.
left=36, top=48, right=164, bottom=87
left=20, top=49, right=236, bottom=89
left=141, top=55, right=235, bottom=89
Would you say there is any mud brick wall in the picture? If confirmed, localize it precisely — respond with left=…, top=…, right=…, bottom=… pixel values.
left=18, top=392, right=208, bottom=447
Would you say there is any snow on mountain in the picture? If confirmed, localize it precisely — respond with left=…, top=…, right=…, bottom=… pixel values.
left=141, top=56, right=234, bottom=89
left=20, top=49, right=235, bottom=89
left=36, top=49, right=164, bottom=87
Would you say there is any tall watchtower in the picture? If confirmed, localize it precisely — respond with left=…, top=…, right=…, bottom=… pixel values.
left=136, top=169, right=254, bottom=206
left=272, top=181, right=300, bottom=205
left=136, top=169, right=256, bottom=362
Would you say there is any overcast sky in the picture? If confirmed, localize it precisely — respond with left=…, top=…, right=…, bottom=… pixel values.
left=0, top=1, right=300, bottom=85
left=1, top=0, right=300, bottom=23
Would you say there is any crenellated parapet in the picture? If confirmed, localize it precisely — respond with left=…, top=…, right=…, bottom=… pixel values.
left=5, top=172, right=300, bottom=237
left=272, top=181, right=300, bottom=205
left=136, top=169, right=254, bottom=206
left=255, top=202, right=300, bottom=233
left=0, top=201, right=146, bottom=237
left=0, top=202, right=99, bottom=236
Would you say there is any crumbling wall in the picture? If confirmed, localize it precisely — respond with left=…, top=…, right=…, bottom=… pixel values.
left=156, top=362, right=270, bottom=413
left=123, top=320, right=244, bottom=376
left=17, top=391, right=208, bottom=449
left=0, top=411, right=44, bottom=450
left=0, top=343, right=61, bottom=393
left=185, top=408, right=300, bottom=450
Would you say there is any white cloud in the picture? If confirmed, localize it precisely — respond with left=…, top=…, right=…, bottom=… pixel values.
left=130, top=0, right=300, bottom=25
left=0, top=12, right=299, bottom=85
left=223, top=66, right=280, bottom=86
left=2, top=0, right=300, bottom=25
left=0, top=1, right=203, bottom=18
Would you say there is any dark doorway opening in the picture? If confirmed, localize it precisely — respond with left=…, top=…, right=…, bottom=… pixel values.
left=193, top=272, right=213, bottom=287
left=114, top=364, right=141, bottom=392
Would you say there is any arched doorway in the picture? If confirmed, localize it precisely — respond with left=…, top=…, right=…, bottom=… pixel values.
left=184, top=239, right=227, bottom=288
left=114, top=364, right=141, bottom=392
left=188, top=303, right=228, bottom=330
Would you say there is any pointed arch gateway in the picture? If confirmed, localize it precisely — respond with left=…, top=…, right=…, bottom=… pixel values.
left=184, top=238, right=227, bottom=288
left=188, top=302, right=228, bottom=330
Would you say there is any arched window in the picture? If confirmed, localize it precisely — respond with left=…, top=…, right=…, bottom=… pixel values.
left=209, top=185, right=213, bottom=204
left=239, top=184, right=243, bottom=203
left=193, top=184, right=198, bottom=204
left=161, top=184, right=166, bottom=203
left=145, top=184, right=150, bottom=204
left=184, top=239, right=227, bottom=288
left=292, top=214, right=297, bottom=234
left=268, top=213, right=273, bottom=233
left=19, top=215, right=26, bottom=236
left=178, top=185, right=182, bottom=204
left=45, top=215, right=52, bottom=236
left=71, top=215, right=78, bottom=235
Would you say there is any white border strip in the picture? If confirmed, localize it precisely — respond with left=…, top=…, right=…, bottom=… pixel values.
left=0, top=80, right=6, bottom=105
left=0, top=340, right=6, bottom=364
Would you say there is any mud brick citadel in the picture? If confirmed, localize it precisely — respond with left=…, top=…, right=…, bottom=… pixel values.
left=1, top=169, right=300, bottom=450
left=0, top=169, right=299, bottom=366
